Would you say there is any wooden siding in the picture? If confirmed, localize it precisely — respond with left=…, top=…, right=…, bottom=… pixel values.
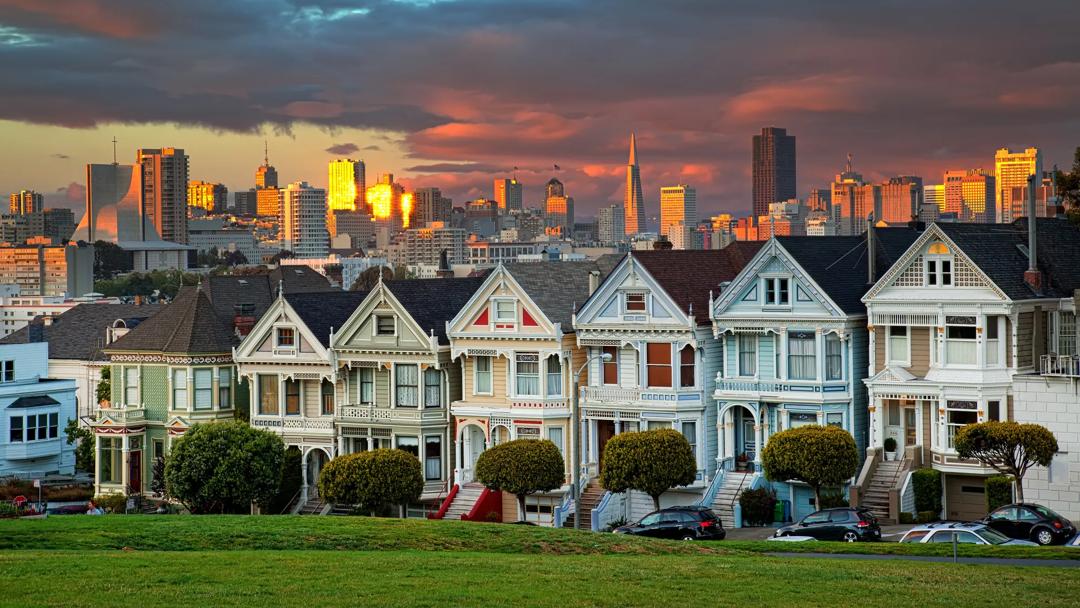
left=698, top=326, right=721, bottom=470
left=909, top=327, right=931, bottom=376
left=1017, top=311, right=1033, bottom=369
left=461, top=356, right=509, bottom=403
left=873, top=327, right=885, bottom=375
left=849, top=326, right=869, bottom=455
left=1005, top=317, right=1013, bottom=368
left=302, top=379, right=321, bottom=417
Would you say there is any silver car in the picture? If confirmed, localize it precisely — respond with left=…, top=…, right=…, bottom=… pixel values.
left=899, top=522, right=1037, bottom=546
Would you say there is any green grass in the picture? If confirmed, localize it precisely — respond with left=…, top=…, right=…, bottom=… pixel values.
left=2, top=516, right=1079, bottom=607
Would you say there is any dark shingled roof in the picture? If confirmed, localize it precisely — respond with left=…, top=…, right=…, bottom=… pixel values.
left=202, top=265, right=335, bottom=325
left=777, top=228, right=920, bottom=314
left=386, top=277, right=486, bottom=344
left=630, top=242, right=764, bottom=324
left=283, top=290, right=370, bottom=347
left=0, top=303, right=163, bottom=361
left=106, top=287, right=238, bottom=354
left=937, top=219, right=1080, bottom=300
left=506, top=256, right=622, bottom=330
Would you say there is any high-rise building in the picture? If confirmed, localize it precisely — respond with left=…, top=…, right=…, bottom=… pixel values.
left=924, top=184, right=945, bottom=212
left=187, top=181, right=228, bottom=214
left=0, top=242, right=94, bottom=297
left=330, top=210, right=376, bottom=249
left=256, top=143, right=278, bottom=189
left=598, top=204, right=625, bottom=244
left=659, top=185, right=698, bottom=240
left=9, top=190, right=43, bottom=215
left=256, top=187, right=280, bottom=217
left=137, top=147, right=189, bottom=244
left=752, top=127, right=796, bottom=218
left=545, top=178, right=564, bottom=200
left=389, top=222, right=467, bottom=267
left=544, top=194, right=574, bottom=237
left=279, top=181, right=328, bottom=259
left=831, top=159, right=878, bottom=235
left=494, top=178, right=523, bottom=212
left=994, top=147, right=1042, bottom=223
left=806, top=188, right=831, bottom=213
left=945, top=169, right=995, bottom=223
left=327, top=159, right=366, bottom=237
left=43, top=208, right=75, bottom=243
left=413, top=187, right=453, bottom=226
left=623, top=133, right=646, bottom=235
left=366, top=174, right=407, bottom=230
left=880, top=176, right=922, bottom=224
left=233, top=189, right=258, bottom=216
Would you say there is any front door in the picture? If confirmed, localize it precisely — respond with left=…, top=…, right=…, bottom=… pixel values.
left=904, top=408, right=917, bottom=451
left=597, top=420, right=616, bottom=470
left=741, top=417, right=756, bottom=461
left=128, top=450, right=142, bottom=494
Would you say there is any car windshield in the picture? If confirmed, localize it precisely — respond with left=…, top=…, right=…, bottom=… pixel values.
left=976, top=527, right=1011, bottom=545
left=1032, top=505, right=1064, bottom=520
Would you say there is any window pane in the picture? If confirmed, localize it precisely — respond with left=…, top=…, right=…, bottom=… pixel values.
left=194, top=369, right=213, bottom=410
left=321, top=379, right=335, bottom=415
left=681, top=421, right=697, bottom=456
left=646, top=343, right=672, bottom=388
left=424, top=436, right=441, bottom=480
left=376, top=316, right=395, bottom=335
left=826, top=413, right=843, bottom=428
left=396, top=364, right=419, bottom=406
left=516, top=354, right=540, bottom=396
left=9, top=416, right=22, bottom=442
left=679, top=346, right=695, bottom=387
left=625, top=293, right=646, bottom=312
left=548, top=427, right=564, bottom=454
left=826, top=334, right=843, bottom=380
left=788, top=333, right=816, bottom=380
left=219, top=368, right=232, bottom=408
left=738, top=335, right=757, bottom=376
left=475, top=357, right=492, bottom=394
left=424, top=368, right=441, bottom=407
left=546, top=355, right=562, bottom=396
left=397, top=436, right=419, bottom=458
left=259, top=374, right=278, bottom=415
left=173, top=369, right=188, bottom=410
left=602, top=346, right=618, bottom=385
left=360, top=368, right=374, bottom=403
left=285, top=379, right=300, bottom=415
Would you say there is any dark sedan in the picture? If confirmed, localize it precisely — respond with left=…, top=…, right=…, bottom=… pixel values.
left=774, top=507, right=881, bottom=542
left=613, top=506, right=726, bottom=540
left=982, top=503, right=1076, bottom=546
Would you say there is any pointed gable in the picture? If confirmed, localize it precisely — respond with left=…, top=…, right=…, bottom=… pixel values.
left=106, top=287, right=237, bottom=354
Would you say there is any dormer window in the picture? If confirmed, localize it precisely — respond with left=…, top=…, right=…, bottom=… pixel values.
left=625, top=292, right=646, bottom=313
left=276, top=327, right=295, bottom=347
left=764, top=278, right=790, bottom=306
left=494, top=300, right=516, bottom=323
left=926, top=242, right=953, bottom=286
left=376, top=315, right=395, bottom=336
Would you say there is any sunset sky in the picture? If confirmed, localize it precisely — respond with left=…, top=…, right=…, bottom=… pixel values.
left=2, top=0, right=1079, bottom=219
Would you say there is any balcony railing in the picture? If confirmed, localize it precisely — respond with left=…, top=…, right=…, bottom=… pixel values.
left=1041, top=354, right=1080, bottom=377
left=335, top=405, right=446, bottom=423
left=95, top=406, right=146, bottom=425
left=580, top=386, right=701, bottom=406
left=715, top=378, right=847, bottom=395
left=251, top=416, right=334, bottom=432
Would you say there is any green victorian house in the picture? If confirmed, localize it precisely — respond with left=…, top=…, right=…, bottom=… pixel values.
left=91, top=286, right=243, bottom=496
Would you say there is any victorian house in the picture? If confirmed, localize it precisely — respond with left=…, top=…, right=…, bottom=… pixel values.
left=443, top=259, right=618, bottom=524
left=711, top=233, right=915, bottom=524
left=0, top=342, right=77, bottom=478
left=860, top=218, right=1078, bottom=521
left=92, top=287, right=240, bottom=496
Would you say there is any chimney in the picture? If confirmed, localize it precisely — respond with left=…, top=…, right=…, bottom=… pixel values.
left=436, top=249, right=453, bottom=279
left=233, top=303, right=256, bottom=338
left=1023, top=175, right=1043, bottom=293
left=588, top=270, right=600, bottom=296
left=134, top=294, right=143, bottom=306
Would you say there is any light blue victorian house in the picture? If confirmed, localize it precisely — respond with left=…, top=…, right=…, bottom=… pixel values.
left=709, top=233, right=916, bottom=524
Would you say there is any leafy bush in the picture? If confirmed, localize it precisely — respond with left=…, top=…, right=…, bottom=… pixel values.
left=917, top=510, right=939, bottom=523
left=601, top=429, right=696, bottom=510
left=899, top=512, right=914, bottom=524
left=44, top=486, right=92, bottom=501
left=818, top=489, right=849, bottom=509
left=476, top=439, right=565, bottom=520
left=265, top=446, right=303, bottom=514
left=761, top=425, right=858, bottom=507
left=64, top=419, right=94, bottom=473
left=911, top=468, right=942, bottom=515
left=883, top=437, right=897, bottom=452
left=986, top=475, right=1014, bottom=512
left=955, top=421, right=1057, bottom=503
left=165, top=421, right=285, bottom=514
left=0, top=502, right=17, bottom=517
left=738, top=487, right=777, bottom=526
left=93, top=494, right=128, bottom=514
left=150, top=456, right=167, bottom=497
left=318, top=449, right=423, bottom=516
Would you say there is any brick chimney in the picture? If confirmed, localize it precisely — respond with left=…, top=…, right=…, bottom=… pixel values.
left=233, top=303, right=256, bottom=338
left=1023, top=175, right=1044, bottom=294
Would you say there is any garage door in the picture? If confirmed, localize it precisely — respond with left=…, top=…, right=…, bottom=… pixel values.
left=945, top=474, right=987, bottom=521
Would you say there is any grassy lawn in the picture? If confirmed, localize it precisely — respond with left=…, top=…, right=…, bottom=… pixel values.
left=1, top=516, right=1078, bottom=607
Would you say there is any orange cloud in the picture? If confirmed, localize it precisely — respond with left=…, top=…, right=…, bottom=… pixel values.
left=726, top=75, right=866, bottom=121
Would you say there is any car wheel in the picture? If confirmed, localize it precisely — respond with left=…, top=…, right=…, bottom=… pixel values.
left=843, top=531, right=859, bottom=543
left=1034, top=528, right=1055, bottom=546
left=681, top=534, right=695, bottom=541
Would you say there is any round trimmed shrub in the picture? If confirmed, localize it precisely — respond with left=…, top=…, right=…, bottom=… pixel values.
left=318, top=448, right=423, bottom=516
left=761, top=425, right=858, bottom=508
left=738, top=487, right=777, bottom=526
left=476, top=438, right=565, bottom=520
left=601, top=428, right=697, bottom=510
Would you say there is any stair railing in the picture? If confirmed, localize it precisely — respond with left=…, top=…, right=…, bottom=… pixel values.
left=728, top=471, right=749, bottom=512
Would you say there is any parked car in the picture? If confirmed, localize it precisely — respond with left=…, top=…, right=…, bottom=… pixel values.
left=980, top=503, right=1076, bottom=546
left=613, top=506, right=726, bottom=540
left=45, top=503, right=90, bottom=516
left=773, top=507, right=881, bottom=542
left=899, top=522, right=1036, bottom=546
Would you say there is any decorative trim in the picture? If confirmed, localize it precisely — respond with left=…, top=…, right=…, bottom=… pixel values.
left=109, top=353, right=233, bottom=365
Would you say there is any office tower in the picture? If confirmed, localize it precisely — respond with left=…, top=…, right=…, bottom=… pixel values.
left=494, top=178, right=523, bottom=212
left=623, top=133, right=646, bottom=235
left=389, top=222, right=468, bottom=267
left=0, top=242, right=94, bottom=297
left=330, top=210, right=376, bottom=249
left=366, top=174, right=407, bottom=230
left=233, top=189, right=257, bottom=216
left=806, top=188, right=831, bottom=213
left=137, top=147, right=189, bottom=244
left=9, top=190, right=43, bottom=215
left=830, top=158, right=878, bottom=235
left=256, top=143, right=278, bottom=189
left=598, top=204, right=626, bottom=244
left=279, top=181, right=328, bottom=259
left=544, top=194, right=574, bottom=237
left=752, top=127, right=797, bottom=217
left=43, top=208, right=75, bottom=243
left=659, top=185, right=698, bottom=240
left=994, top=147, right=1042, bottom=223
left=187, top=181, right=228, bottom=214
left=1008, top=174, right=1058, bottom=220
left=945, top=169, right=995, bottom=223
left=256, top=187, right=280, bottom=217
left=924, top=184, right=945, bottom=212
left=545, top=177, right=564, bottom=200
left=414, top=187, right=452, bottom=226
left=880, top=176, right=923, bottom=224
left=327, top=159, right=366, bottom=237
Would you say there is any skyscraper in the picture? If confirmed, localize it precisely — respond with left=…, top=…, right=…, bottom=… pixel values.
left=494, top=178, right=523, bottom=212
left=752, top=127, right=796, bottom=218
left=545, top=177, right=564, bottom=200
left=659, top=185, right=697, bottom=240
left=256, top=142, right=278, bottom=189
left=279, top=181, right=329, bottom=259
left=544, top=194, right=574, bottom=237
left=994, top=147, right=1042, bottom=223
left=187, top=181, right=228, bottom=214
left=414, top=187, right=452, bottom=226
left=624, top=132, right=646, bottom=235
left=879, top=176, right=923, bottom=224
left=924, top=184, right=945, bottom=212
left=328, top=159, right=366, bottom=212
left=831, top=158, right=878, bottom=235
left=9, top=190, right=43, bottom=215
left=598, top=204, right=625, bottom=244
left=137, top=147, right=189, bottom=244
left=945, top=169, right=995, bottom=223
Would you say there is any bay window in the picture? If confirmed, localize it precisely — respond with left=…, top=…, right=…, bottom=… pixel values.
left=424, top=368, right=441, bottom=407
left=986, top=316, right=1001, bottom=366
left=8, top=416, right=21, bottom=442
left=258, top=374, right=278, bottom=415
left=357, top=368, right=374, bottom=404
left=546, top=355, right=562, bottom=397
left=474, top=356, right=492, bottom=394
left=787, top=331, right=816, bottom=380
left=395, top=364, right=419, bottom=407
left=218, top=368, right=232, bottom=409
left=516, top=354, right=540, bottom=396
left=679, top=346, right=695, bottom=388
left=888, top=326, right=909, bottom=364
left=172, top=369, right=188, bottom=409
left=193, top=368, right=213, bottom=410
left=945, top=316, right=977, bottom=365
left=124, top=366, right=139, bottom=406
left=396, top=435, right=419, bottom=459
left=424, top=436, right=442, bottom=480
left=825, top=334, right=843, bottom=380
left=738, top=335, right=757, bottom=377
left=946, top=400, right=978, bottom=449
left=602, top=346, right=618, bottom=385
left=284, top=379, right=301, bottom=415
left=646, top=343, right=672, bottom=388
left=321, top=379, right=334, bottom=415
left=100, top=437, right=121, bottom=483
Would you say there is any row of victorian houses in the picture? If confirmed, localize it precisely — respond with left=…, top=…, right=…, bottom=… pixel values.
left=3, top=219, right=1078, bottom=526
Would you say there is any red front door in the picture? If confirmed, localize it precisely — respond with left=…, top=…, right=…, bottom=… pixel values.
left=597, top=421, right=616, bottom=470
left=128, top=450, right=142, bottom=494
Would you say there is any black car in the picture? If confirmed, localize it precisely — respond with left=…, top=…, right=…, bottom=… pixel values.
left=981, top=503, right=1076, bottom=546
left=774, top=507, right=881, bottom=542
left=613, top=506, right=726, bottom=540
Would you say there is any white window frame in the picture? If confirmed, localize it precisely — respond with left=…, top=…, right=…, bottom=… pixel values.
left=375, top=315, right=396, bottom=337
left=737, top=334, right=757, bottom=378
left=493, top=299, right=516, bottom=323
left=762, top=277, right=790, bottom=307
left=944, top=316, right=978, bottom=367
left=925, top=244, right=953, bottom=287
left=515, top=353, right=541, bottom=397
left=473, top=356, right=493, bottom=395
left=985, top=315, right=1003, bottom=367
left=545, top=354, right=563, bottom=398
left=624, top=292, right=647, bottom=314
left=193, top=368, right=213, bottom=411
left=275, top=326, right=296, bottom=348
left=123, top=366, right=139, bottom=406
left=787, top=331, right=816, bottom=381
left=887, top=325, right=910, bottom=366
left=394, top=363, right=420, bottom=407
left=825, top=333, right=843, bottom=381
left=172, top=368, right=188, bottom=410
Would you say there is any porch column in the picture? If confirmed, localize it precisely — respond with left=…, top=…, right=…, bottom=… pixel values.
left=915, top=401, right=924, bottom=448
left=94, top=433, right=102, bottom=496
left=724, top=418, right=735, bottom=466
left=715, top=408, right=724, bottom=470
left=753, top=422, right=763, bottom=468
left=120, top=434, right=131, bottom=494
left=300, top=451, right=309, bottom=503
left=871, top=396, right=884, bottom=448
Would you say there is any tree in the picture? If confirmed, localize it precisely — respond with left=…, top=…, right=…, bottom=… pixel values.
left=64, top=418, right=94, bottom=473
left=317, top=449, right=423, bottom=516
left=761, top=425, right=858, bottom=508
left=475, top=439, right=565, bottom=520
left=270, top=250, right=294, bottom=264
left=96, top=367, right=111, bottom=406
left=150, top=456, right=167, bottom=497
left=265, top=446, right=303, bottom=514
left=349, top=265, right=393, bottom=291
left=1054, top=146, right=1080, bottom=219
left=954, top=421, right=1057, bottom=503
left=164, top=421, right=284, bottom=514
left=92, top=240, right=131, bottom=280
left=600, top=429, right=696, bottom=510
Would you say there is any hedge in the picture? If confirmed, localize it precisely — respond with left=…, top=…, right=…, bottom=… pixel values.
left=986, top=475, right=1014, bottom=512
left=911, top=468, right=941, bottom=516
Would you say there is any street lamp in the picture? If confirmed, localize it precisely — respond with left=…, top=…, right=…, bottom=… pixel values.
left=571, top=351, right=612, bottom=531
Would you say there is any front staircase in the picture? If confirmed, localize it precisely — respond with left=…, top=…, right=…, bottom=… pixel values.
left=562, top=482, right=605, bottom=530
left=862, top=459, right=904, bottom=522
left=711, top=471, right=752, bottom=528
left=441, top=483, right=485, bottom=520
left=298, top=497, right=330, bottom=515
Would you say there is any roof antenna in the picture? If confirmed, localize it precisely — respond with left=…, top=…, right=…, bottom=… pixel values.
left=112, top=136, right=118, bottom=165
left=264, top=139, right=269, bottom=166
left=278, top=279, right=284, bottom=298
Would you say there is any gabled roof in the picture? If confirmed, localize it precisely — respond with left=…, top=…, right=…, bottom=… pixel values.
left=385, top=277, right=486, bottom=345
left=776, top=229, right=919, bottom=314
left=504, top=257, right=622, bottom=329
left=106, top=287, right=238, bottom=354
left=630, top=242, right=763, bottom=323
left=0, top=303, right=163, bottom=361
left=283, top=290, right=370, bottom=347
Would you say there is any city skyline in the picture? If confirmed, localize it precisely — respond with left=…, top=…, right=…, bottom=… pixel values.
left=1, top=1, right=1079, bottom=220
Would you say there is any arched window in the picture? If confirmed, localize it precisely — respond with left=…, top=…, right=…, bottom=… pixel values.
left=925, top=241, right=953, bottom=286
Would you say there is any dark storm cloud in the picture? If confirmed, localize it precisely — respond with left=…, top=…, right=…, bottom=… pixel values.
left=325, top=142, right=360, bottom=154
left=2, top=0, right=1080, bottom=213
